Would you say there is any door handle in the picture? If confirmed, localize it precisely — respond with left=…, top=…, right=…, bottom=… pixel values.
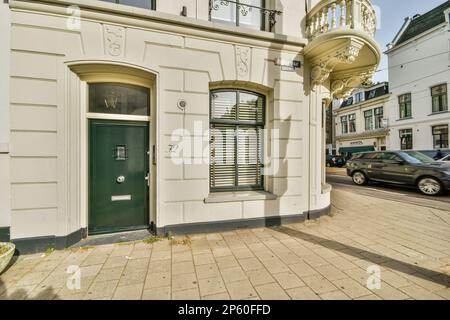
left=145, top=173, right=150, bottom=187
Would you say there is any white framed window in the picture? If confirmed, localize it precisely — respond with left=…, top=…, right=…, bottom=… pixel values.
left=210, top=89, right=265, bottom=191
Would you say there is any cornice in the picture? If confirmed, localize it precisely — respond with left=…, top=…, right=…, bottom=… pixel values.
left=9, top=0, right=307, bottom=52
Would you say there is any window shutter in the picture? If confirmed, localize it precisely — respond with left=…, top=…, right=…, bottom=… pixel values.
left=210, top=124, right=236, bottom=188
left=237, top=126, right=263, bottom=186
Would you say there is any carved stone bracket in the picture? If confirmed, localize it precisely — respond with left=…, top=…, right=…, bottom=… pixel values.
left=330, top=65, right=377, bottom=99
left=236, top=46, right=250, bottom=79
left=310, top=38, right=365, bottom=86
left=104, top=25, right=125, bottom=57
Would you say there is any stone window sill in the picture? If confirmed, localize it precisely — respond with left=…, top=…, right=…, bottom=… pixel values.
left=396, top=117, right=413, bottom=121
left=428, top=110, right=449, bottom=116
left=204, top=191, right=277, bottom=204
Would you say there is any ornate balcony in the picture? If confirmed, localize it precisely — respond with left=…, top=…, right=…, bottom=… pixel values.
left=209, top=0, right=282, bottom=32
left=304, top=0, right=381, bottom=99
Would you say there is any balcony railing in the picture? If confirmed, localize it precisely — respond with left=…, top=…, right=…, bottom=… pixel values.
left=306, top=0, right=376, bottom=40
left=209, top=0, right=282, bottom=32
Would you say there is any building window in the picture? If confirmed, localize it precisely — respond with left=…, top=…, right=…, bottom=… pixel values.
left=100, top=0, right=155, bottom=10
left=399, top=93, right=412, bottom=119
left=354, top=92, right=364, bottom=104
left=364, top=110, right=373, bottom=131
left=431, top=84, right=448, bottom=113
left=210, top=89, right=265, bottom=191
left=89, top=83, right=150, bottom=116
left=374, top=107, right=384, bottom=129
left=432, top=125, right=449, bottom=149
left=349, top=114, right=356, bottom=133
left=399, top=129, right=413, bottom=150
left=341, top=115, right=348, bottom=134
left=210, top=0, right=266, bottom=31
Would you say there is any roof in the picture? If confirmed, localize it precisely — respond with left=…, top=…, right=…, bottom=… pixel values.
left=340, top=82, right=389, bottom=108
left=395, top=1, right=450, bottom=47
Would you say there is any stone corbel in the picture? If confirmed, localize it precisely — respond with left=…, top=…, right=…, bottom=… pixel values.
left=330, top=65, right=377, bottom=99
left=310, top=39, right=365, bottom=86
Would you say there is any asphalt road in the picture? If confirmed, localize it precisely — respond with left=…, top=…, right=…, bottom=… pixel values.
left=327, top=174, right=450, bottom=211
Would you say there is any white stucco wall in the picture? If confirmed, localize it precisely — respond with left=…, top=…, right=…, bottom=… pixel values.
left=5, top=0, right=329, bottom=240
left=387, top=22, right=450, bottom=151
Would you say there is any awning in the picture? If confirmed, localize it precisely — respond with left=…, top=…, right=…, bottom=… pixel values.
left=338, top=146, right=375, bottom=153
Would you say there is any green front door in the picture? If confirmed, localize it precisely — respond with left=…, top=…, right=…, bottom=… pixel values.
left=89, top=119, right=149, bottom=234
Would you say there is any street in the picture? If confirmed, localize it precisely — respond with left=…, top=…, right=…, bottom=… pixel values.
left=327, top=169, right=450, bottom=212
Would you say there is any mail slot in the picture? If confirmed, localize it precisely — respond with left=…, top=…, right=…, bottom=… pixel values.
left=111, top=195, right=132, bottom=202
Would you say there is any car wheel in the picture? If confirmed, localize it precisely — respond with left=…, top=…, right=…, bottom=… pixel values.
left=326, top=163, right=331, bottom=168
left=352, top=171, right=368, bottom=186
left=417, top=177, right=442, bottom=196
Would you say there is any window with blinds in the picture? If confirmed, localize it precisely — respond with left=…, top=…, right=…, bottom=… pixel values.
left=210, top=89, right=265, bottom=191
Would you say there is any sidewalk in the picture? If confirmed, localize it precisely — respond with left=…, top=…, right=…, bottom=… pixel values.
left=1, top=189, right=449, bottom=300
left=326, top=167, right=347, bottom=176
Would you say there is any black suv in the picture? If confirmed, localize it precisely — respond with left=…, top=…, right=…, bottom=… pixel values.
left=346, top=151, right=450, bottom=196
left=326, top=155, right=346, bottom=167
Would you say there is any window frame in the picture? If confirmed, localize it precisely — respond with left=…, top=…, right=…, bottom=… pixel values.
left=340, top=115, right=348, bottom=134
left=374, top=107, right=384, bottom=129
left=432, top=125, right=449, bottom=149
left=399, top=128, right=413, bottom=150
left=101, top=0, right=156, bottom=10
left=431, top=83, right=448, bottom=113
left=348, top=113, right=356, bottom=133
left=398, top=93, right=412, bottom=119
left=209, top=0, right=267, bottom=31
left=364, top=110, right=373, bottom=131
left=209, top=88, right=266, bottom=192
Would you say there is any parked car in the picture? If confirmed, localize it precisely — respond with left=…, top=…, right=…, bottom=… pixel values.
left=326, top=155, right=346, bottom=167
left=346, top=151, right=450, bottom=196
left=439, top=154, right=450, bottom=162
left=417, top=149, right=450, bottom=160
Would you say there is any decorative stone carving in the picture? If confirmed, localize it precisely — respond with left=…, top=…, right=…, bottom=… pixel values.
left=236, top=46, right=250, bottom=79
left=330, top=65, right=377, bottom=99
left=104, top=25, right=125, bottom=57
left=310, top=39, right=365, bottom=86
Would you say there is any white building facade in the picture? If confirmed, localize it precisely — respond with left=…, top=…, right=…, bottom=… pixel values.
left=0, top=0, right=380, bottom=252
left=335, top=82, right=390, bottom=155
left=386, top=2, right=450, bottom=152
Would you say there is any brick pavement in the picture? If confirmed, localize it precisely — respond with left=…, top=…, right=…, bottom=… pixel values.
left=1, top=188, right=449, bottom=300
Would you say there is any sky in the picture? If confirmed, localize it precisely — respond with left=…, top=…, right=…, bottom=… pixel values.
left=371, top=0, right=446, bottom=83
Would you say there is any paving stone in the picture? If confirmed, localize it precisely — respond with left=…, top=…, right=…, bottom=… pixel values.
left=238, top=257, right=264, bottom=271
left=316, top=264, right=348, bottom=281
left=286, top=286, right=320, bottom=300
left=96, top=267, right=124, bottom=282
left=245, top=268, right=276, bottom=286
left=302, top=275, right=338, bottom=295
left=196, top=264, right=221, bottom=280
left=399, top=285, right=444, bottom=300
left=333, top=278, right=372, bottom=299
left=145, top=272, right=171, bottom=289
left=220, top=267, right=247, bottom=283
left=272, top=271, right=305, bottom=290
left=225, top=280, right=258, bottom=300
left=172, top=273, right=198, bottom=292
left=319, top=290, right=350, bottom=300
left=255, top=283, right=290, bottom=300
left=142, top=286, right=171, bottom=300
left=112, top=283, right=143, bottom=300
left=193, top=253, right=215, bottom=266
left=289, top=261, right=319, bottom=278
left=172, top=261, right=195, bottom=275
left=198, top=278, right=227, bottom=296
left=84, top=280, right=118, bottom=300
left=372, top=282, right=409, bottom=300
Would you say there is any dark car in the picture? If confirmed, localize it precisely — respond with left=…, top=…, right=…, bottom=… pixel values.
left=417, top=149, right=450, bottom=160
left=326, top=155, right=346, bottom=167
left=346, top=151, right=450, bottom=196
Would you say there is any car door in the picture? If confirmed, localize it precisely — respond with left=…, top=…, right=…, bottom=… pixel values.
left=364, top=152, right=384, bottom=180
left=379, top=152, right=414, bottom=184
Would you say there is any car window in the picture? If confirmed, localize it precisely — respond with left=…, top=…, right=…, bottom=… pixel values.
left=382, top=153, right=402, bottom=161
left=398, top=151, right=435, bottom=164
left=362, top=153, right=382, bottom=160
